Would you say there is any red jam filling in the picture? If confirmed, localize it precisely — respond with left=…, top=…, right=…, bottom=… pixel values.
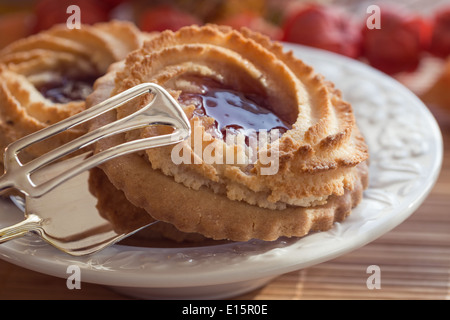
left=179, top=86, right=290, bottom=140
left=37, top=74, right=99, bottom=104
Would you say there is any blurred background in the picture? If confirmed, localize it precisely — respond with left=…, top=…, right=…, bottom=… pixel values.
left=0, top=0, right=449, bottom=77
left=2, top=0, right=449, bottom=108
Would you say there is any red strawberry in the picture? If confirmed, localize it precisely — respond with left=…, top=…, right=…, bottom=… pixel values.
left=429, top=7, right=450, bottom=58
left=139, top=5, right=201, bottom=33
left=282, top=3, right=362, bottom=58
left=361, top=5, right=431, bottom=74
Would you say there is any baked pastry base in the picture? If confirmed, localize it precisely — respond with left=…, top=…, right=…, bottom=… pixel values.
left=88, top=167, right=220, bottom=245
left=88, top=160, right=368, bottom=244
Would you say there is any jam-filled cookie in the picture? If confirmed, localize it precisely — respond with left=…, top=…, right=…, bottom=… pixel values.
left=0, top=20, right=153, bottom=166
left=87, top=25, right=369, bottom=242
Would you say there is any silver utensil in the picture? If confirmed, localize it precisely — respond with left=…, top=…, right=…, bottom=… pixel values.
left=4, top=153, right=158, bottom=256
left=0, top=83, right=190, bottom=255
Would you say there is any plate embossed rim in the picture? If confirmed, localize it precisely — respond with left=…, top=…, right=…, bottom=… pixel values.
left=0, top=44, right=443, bottom=290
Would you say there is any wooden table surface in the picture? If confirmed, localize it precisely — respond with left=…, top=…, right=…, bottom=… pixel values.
left=0, top=64, right=449, bottom=301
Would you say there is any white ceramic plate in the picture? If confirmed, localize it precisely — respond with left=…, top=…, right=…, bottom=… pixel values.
left=0, top=44, right=443, bottom=299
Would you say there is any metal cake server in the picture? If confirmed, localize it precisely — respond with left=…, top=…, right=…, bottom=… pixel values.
left=3, top=153, right=157, bottom=256
left=0, top=83, right=191, bottom=256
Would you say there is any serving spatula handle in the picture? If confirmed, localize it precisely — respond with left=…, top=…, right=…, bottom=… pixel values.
left=0, top=213, right=42, bottom=243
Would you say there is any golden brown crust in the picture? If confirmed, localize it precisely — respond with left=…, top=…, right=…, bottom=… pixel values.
left=88, top=166, right=156, bottom=234
left=88, top=159, right=367, bottom=243
left=0, top=21, right=152, bottom=165
left=87, top=25, right=369, bottom=241
left=88, top=166, right=208, bottom=243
